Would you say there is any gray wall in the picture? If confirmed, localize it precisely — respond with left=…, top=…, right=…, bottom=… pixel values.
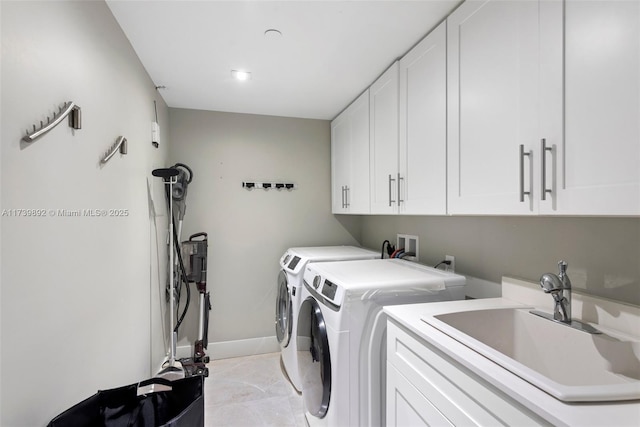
left=168, top=108, right=361, bottom=349
left=360, top=215, right=640, bottom=305
left=1, top=1, right=169, bottom=425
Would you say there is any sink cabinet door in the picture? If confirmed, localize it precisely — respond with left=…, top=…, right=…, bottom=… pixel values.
left=447, top=0, right=541, bottom=215
left=386, top=320, right=550, bottom=427
left=387, top=364, right=453, bottom=427
left=539, top=0, right=640, bottom=215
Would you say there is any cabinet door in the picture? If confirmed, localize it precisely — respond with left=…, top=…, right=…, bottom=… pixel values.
left=348, top=90, right=371, bottom=214
left=370, top=62, right=400, bottom=214
left=331, top=110, right=350, bottom=214
left=540, top=0, right=640, bottom=215
left=331, top=90, right=370, bottom=214
left=448, top=0, right=541, bottom=215
left=399, top=21, right=447, bottom=215
left=387, top=321, right=549, bottom=427
left=387, top=364, right=452, bottom=427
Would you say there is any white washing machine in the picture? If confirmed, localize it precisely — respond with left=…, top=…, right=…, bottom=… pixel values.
left=297, top=259, right=466, bottom=427
left=276, top=246, right=379, bottom=392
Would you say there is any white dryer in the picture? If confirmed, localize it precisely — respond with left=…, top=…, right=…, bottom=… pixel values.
left=297, top=259, right=466, bottom=427
left=276, top=246, right=379, bottom=392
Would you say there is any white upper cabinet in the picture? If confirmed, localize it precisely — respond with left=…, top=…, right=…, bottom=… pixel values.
left=331, top=90, right=370, bottom=214
left=448, top=0, right=640, bottom=216
left=334, top=0, right=639, bottom=217
left=399, top=21, right=447, bottom=215
left=370, top=22, right=448, bottom=216
left=540, top=0, right=640, bottom=215
left=447, top=0, right=542, bottom=215
left=369, top=62, right=400, bottom=214
left=331, top=108, right=351, bottom=214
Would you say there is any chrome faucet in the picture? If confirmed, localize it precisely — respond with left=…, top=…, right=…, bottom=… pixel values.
left=539, top=260, right=572, bottom=323
left=533, top=261, right=600, bottom=334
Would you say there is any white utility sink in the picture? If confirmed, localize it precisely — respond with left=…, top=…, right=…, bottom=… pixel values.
left=422, top=307, right=640, bottom=402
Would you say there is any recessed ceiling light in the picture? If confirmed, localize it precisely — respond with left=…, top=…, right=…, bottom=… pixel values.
left=231, top=70, right=251, bottom=81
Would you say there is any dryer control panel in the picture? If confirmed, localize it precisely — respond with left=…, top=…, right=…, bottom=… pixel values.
left=303, top=265, right=345, bottom=310
left=279, top=250, right=304, bottom=274
left=287, top=256, right=301, bottom=271
left=321, top=279, right=338, bottom=300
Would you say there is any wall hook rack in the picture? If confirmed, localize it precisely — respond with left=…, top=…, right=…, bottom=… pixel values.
left=242, top=181, right=297, bottom=190
left=22, top=101, right=81, bottom=143
left=101, top=136, right=128, bottom=164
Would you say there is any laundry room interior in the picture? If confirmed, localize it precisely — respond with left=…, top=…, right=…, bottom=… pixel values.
left=1, top=1, right=639, bottom=426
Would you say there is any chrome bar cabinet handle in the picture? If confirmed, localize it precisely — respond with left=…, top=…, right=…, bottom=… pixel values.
left=388, top=174, right=396, bottom=207
left=519, top=144, right=531, bottom=202
left=541, top=138, right=553, bottom=201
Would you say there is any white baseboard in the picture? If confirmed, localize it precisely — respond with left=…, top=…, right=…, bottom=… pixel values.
left=176, top=336, right=280, bottom=361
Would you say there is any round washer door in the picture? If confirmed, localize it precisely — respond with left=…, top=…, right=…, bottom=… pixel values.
left=297, top=296, right=331, bottom=418
left=275, top=270, right=292, bottom=347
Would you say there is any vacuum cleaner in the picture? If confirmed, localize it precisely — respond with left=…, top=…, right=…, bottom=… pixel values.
left=178, top=233, right=211, bottom=377
left=152, top=164, right=211, bottom=379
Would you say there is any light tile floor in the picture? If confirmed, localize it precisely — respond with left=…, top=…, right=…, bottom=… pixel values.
left=204, top=352, right=306, bottom=427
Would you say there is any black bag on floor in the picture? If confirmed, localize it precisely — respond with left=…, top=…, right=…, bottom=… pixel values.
left=47, top=376, right=204, bottom=427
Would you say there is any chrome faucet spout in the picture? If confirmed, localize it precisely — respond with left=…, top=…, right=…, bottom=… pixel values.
left=539, top=260, right=572, bottom=323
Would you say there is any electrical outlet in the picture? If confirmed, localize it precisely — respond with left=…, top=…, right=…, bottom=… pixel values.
left=445, top=255, right=455, bottom=273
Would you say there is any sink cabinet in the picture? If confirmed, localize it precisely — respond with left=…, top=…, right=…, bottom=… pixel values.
left=331, top=90, right=371, bottom=214
left=385, top=279, right=640, bottom=426
left=447, top=0, right=640, bottom=215
left=386, top=319, right=550, bottom=426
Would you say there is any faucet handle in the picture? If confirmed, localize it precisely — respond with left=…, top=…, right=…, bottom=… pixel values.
left=558, top=260, right=568, bottom=274
left=539, top=273, right=563, bottom=294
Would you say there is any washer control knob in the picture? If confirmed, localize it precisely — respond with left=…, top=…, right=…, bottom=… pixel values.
left=313, top=275, right=322, bottom=289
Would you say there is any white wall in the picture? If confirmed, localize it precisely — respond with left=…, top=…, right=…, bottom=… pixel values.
left=1, top=1, right=169, bottom=425
left=168, top=108, right=362, bottom=355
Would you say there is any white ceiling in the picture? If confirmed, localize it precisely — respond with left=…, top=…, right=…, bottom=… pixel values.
left=106, top=0, right=462, bottom=120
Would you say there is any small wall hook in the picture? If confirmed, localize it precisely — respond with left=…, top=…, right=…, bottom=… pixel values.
left=101, top=136, right=128, bottom=164
left=23, top=101, right=81, bottom=142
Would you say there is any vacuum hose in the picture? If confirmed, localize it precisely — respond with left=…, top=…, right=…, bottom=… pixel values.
left=172, top=217, right=191, bottom=333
